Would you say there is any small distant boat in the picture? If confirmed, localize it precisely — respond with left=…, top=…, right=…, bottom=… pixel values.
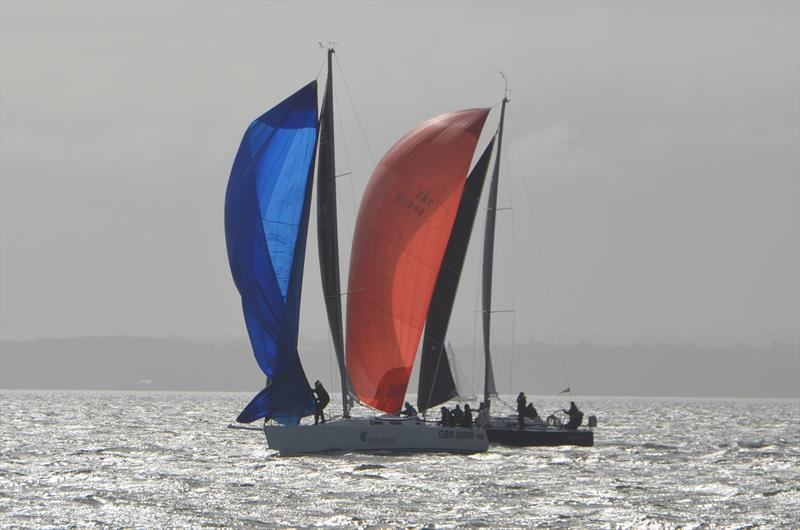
left=415, top=81, right=595, bottom=448
left=224, top=48, right=488, bottom=455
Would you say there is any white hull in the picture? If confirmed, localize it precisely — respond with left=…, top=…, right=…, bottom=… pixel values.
left=263, top=415, right=488, bottom=455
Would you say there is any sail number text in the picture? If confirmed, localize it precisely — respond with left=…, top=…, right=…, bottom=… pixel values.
left=438, top=429, right=475, bottom=440
left=396, top=190, right=434, bottom=217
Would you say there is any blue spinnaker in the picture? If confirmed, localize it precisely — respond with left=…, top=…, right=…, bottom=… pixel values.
left=224, top=81, right=319, bottom=424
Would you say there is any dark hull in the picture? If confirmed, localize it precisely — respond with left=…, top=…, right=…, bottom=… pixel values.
left=487, top=427, right=594, bottom=447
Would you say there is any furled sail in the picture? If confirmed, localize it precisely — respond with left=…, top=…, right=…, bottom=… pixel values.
left=417, top=136, right=496, bottom=412
left=346, top=108, right=490, bottom=413
left=224, top=82, right=319, bottom=424
left=482, top=97, right=508, bottom=405
left=317, top=50, right=352, bottom=416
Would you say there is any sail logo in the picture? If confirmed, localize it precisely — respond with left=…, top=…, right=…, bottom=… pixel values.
left=359, top=431, right=396, bottom=445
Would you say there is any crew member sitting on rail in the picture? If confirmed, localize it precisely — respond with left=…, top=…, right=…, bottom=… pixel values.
left=525, top=403, right=539, bottom=420
left=401, top=401, right=417, bottom=417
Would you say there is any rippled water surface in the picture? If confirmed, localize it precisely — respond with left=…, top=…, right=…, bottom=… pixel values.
left=1, top=391, right=798, bottom=528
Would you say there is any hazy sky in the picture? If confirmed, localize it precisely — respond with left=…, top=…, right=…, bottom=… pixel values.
left=1, top=1, right=798, bottom=348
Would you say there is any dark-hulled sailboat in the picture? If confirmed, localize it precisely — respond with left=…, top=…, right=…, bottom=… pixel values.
left=416, top=88, right=594, bottom=447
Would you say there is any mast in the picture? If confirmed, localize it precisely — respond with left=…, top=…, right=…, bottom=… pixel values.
left=317, top=47, right=350, bottom=417
left=482, top=92, right=508, bottom=409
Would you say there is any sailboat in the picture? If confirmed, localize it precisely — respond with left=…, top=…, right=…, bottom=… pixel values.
left=415, top=85, right=595, bottom=447
left=224, top=48, right=488, bottom=455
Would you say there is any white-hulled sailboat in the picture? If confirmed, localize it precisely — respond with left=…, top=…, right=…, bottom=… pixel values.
left=224, top=48, right=489, bottom=455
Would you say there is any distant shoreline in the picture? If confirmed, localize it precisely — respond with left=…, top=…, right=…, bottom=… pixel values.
left=0, top=388, right=800, bottom=402
left=1, top=389, right=797, bottom=403
left=2, top=336, right=798, bottom=399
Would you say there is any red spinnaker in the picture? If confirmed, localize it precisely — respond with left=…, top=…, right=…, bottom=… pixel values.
left=346, top=108, right=489, bottom=413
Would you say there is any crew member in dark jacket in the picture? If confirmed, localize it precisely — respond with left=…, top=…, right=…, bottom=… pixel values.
left=563, top=401, right=584, bottom=430
left=439, top=406, right=450, bottom=427
left=462, top=404, right=473, bottom=428
left=516, top=392, right=527, bottom=430
left=401, top=401, right=418, bottom=417
left=439, top=407, right=450, bottom=427
left=313, top=380, right=330, bottom=425
left=452, top=404, right=464, bottom=427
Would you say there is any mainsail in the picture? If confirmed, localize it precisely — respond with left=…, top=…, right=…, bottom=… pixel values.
left=417, top=136, right=496, bottom=412
left=346, top=108, right=489, bottom=413
left=481, top=96, right=508, bottom=405
left=316, top=49, right=351, bottom=416
left=224, top=82, right=319, bottom=424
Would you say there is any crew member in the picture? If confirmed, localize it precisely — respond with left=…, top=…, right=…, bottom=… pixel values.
left=462, top=404, right=473, bottom=428
left=562, top=401, right=584, bottom=430
left=401, top=401, right=417, bottom=417
left=516, top=392, right=527, bottom=430
left=452, top=404, right=464, bottom=427
left=440, top=406, right=450, bottom=427
left=313, top=380, right=330, bottom=425
left=476, top=402, right=490, bottom=428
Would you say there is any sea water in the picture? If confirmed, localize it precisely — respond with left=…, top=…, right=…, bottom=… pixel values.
left=1, top=391, right=798, bottom=528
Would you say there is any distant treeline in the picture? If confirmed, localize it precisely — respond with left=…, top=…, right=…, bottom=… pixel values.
left=0, top=336, right=797, bottom=398
left=0, top=337, right=261, bottom=392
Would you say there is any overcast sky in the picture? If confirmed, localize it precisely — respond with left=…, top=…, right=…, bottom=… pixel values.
left=1, top=1, right=798, bottom=348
